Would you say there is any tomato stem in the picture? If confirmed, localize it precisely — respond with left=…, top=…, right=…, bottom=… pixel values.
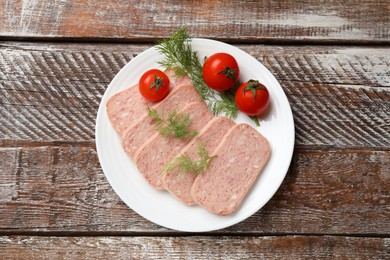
left=249, top=116, right=260, bottom=126
left=217, top=66, right=237, bottom=81
left=242, top=80, right=265, bottom=99
left=149, top=74, right=165, bottom=93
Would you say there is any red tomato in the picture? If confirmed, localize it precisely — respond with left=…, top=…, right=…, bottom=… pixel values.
left=235, top=80, right=270, bottom=116
left=202, top=53, right=239, bottom=91
left=139, top=69, right=170, bottom=102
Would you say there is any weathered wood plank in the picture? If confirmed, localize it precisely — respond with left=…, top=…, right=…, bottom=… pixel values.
left=0, top=0, right=389, bottom=43
left=1, top=43, right=389, bottom=149
left=0, top=236, right=388, bottom=259
left=0, top=146, right=389, bottom=234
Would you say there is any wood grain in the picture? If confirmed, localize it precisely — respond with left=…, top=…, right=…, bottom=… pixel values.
left=1, top=146, right=388, bottom=234
left=1, top=43, right=389, bottom=149
left=0, top=236, right=388, bottom=259
left=1, top=1, right=388, bottom=258
left=0, top=0, right=389, bottom=43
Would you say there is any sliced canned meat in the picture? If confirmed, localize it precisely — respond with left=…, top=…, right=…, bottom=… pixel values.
left=134, top=101, right=214, bottom=190
left=106, top=85, right=153, bottom=137
left=191, top=124, right=271, bottom=215
left=162, top=117, right=235, bottom=205
left=106, top=69, right=194, bottom=138
left=164, top=69, right=192, bottom=86
left=121, top=83, right=203, bottom=159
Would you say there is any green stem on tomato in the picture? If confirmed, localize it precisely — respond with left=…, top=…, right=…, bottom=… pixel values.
left=249, top=116, right=260, bottom=127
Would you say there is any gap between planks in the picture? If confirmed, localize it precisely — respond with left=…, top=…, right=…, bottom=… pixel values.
left=0, top=36, right=390, bottom=46
left=0, top=230, right=389, bottom=239
left=0, top=140, right=95, bottom=148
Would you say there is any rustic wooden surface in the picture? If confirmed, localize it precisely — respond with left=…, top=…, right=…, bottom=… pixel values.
left=0, top=0, right=389, bottom=43
left=0, top=146, right=389, bottom=234
left=0, top=236, right=388, bottom=259
left=0, top=0, right=389, bottom=258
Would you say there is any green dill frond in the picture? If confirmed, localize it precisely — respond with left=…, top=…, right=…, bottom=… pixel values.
left=156, top=28, right=193, bottom=77
left=161, top=143, right=216, bottom=175
left=147, top=107, right=161, bottom=120
left=210, top=93, right=238, bottom=118
left=161, top=153, right=194, bottom=175
left=147, top=107, right=198, bottom=139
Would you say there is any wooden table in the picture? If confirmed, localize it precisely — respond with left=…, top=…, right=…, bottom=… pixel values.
left=0, top=0, right=389, bottom=258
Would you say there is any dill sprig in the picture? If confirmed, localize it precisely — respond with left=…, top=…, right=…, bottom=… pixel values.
left=161, top=143, right=216, bottom=175
left=147, top=107, right=198, bottom=139
left=209, top=81, right=240, bottom=119
left=156, top=28, right=239, bottom=118
left=156, top=28, right=213, bottom=101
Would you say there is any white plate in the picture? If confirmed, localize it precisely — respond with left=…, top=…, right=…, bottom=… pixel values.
left=95, top=38, right=295, bottom=232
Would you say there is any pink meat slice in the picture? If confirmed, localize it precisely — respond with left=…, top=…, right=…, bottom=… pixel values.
left=134, top=101, right=214, bottom=190
left=121, top=84, right=203, bottom=158
left=162, top=117, right=235, bottom=205
left=191, top=124, right=271, bottom=215
left=106, top=85, right=153, bottom=137
left=106, top=69, right=192, bottom=137
left=164, top=69, right=192, bottom=86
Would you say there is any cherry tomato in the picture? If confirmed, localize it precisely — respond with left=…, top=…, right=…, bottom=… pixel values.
left=235, top=80, right=270, bottom=116
left=139, top=69, right=170, bottom=102
left=202, top=53, right=239, bottom=91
